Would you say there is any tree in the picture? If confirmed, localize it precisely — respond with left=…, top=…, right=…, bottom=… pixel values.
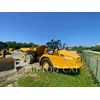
left=91, top=45, right=100, bottom=52
left=72, top=46, right=85, bottom=53
left=5, top=41, right=38, bottom=49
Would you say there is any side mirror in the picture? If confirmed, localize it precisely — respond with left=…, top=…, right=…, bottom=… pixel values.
left=63, top=43, right=67, bottom=50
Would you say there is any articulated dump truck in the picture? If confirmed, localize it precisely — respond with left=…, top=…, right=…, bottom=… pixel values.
left=0, top=42, right=15, bottom=72
left=20, top=40, right=82, bottom=72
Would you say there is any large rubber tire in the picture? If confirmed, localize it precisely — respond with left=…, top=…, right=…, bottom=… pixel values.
left=21, top=52, right=27, bottom=63
left=41, top=58, right=54, bottom=72
left=26, top=54, right=34, bottom=64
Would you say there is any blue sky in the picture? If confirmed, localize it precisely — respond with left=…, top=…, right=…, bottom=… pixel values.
left=0, top=12, right=100, bottom=47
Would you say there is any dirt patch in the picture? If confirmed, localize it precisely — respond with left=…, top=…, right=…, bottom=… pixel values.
left=0, top=62, right=41, bottom=87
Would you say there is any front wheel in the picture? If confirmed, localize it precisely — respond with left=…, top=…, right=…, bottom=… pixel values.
left=41, top=58, right=54, bottom=72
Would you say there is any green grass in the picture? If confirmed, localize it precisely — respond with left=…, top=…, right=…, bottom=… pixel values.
left=83, top=51, right=100, bottom=59
left=17, top=57, right=99, bottom=87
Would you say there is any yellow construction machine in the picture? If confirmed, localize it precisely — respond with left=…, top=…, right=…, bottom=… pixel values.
left=0, top=42, right=14, bottom=57
left=20, top=40, right=82, bottom=72
left=20, top=48, right=31, bottom=52
left=9, top=48, right=14, bottom=53
left=0, top=42, right=8, bottom=58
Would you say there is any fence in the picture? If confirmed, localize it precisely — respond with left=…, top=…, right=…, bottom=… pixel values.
left=82, top=51, right=100, bottom=82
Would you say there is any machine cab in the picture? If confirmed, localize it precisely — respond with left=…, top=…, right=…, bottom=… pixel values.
left=45, top=40, right=64, bottom=55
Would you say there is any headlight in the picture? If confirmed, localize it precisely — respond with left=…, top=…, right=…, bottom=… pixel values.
left=48, top=50, right=54, bottom=55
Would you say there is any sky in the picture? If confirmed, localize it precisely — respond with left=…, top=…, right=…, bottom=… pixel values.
left=0, top=12, right=100, bottom=47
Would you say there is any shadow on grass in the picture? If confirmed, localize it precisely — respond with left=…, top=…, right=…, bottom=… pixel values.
left=54, top=68, right=80, bottom=76
left=35, top=66, right=80, bottom=76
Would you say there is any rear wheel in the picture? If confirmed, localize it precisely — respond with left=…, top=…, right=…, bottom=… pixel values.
left=21, top=52, right=27, bottom=63
left=26, top=54, right=34, bottom=64
left=41, top=58, right=53, bottom=72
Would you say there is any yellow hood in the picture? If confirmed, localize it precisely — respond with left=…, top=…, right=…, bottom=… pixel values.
left=59, top=50, right=80, bottom=59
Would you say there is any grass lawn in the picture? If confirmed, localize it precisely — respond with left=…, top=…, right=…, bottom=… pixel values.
left=83, top=51, right=100, bottom=59
left=17, top=58, right=99, bottom=87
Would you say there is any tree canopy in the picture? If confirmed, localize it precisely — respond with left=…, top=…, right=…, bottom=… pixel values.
left=72, top=46, right=85, bottom=53
left=91, top=45, right=100, bottom=52
left=5, top=41, right=38, bottom=49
